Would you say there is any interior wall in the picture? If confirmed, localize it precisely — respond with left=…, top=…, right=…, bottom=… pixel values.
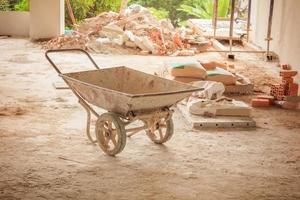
left=0, top=11, right=30, bottom=37
left=250, top=0, right=300, bottom=82
left=30, top=0, right=64, bottom=40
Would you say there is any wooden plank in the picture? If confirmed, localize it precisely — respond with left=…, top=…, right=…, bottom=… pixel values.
left=119, top=0, right=129, bottom=15
left=188, top=19, right=245, bottom=41
left=211, top=39, right=227, bottom=57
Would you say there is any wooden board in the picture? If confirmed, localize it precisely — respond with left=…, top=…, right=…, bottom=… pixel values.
left=188, top=19, right=246, bottom=41
left=177, top=103, right=256, bottom=129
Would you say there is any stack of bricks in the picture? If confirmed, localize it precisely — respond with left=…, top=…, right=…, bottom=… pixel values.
left=270, top=65, right=298, bottom=101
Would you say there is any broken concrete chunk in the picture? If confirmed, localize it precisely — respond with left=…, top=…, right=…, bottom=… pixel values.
left=102, top=23, right=124, bottom=34
left=133, top=36, right=156, bottom=53
left=171, top=50, right=195, bottom=56
left=125, top=40, right=137, bottom=48
left=187, top=19, right=204, bottom=36
left=112, top=35, right=124, bottom=46
left=124, top=30, right=135, bottom=42
left=134, top=36, right=149, bottom=51
left=140, top=50, right=150, bottom=55
left=142, top=36, right=155, bottom=53
left=160, top=19, right=174, bottom=30
left=125, top=4, right=148, bottom=15
left=96, top=37, right=111, bottom=45
left=102, top=24, right=124, bottom=39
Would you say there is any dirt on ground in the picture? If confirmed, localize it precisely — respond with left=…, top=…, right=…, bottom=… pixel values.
left=0, top=38, right=299, bottom=200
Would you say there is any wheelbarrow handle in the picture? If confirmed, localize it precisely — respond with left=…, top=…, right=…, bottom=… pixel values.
left=45, top=48, right=100, bottom=75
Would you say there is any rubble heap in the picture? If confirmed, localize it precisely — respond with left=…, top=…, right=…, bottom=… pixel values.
left=43, top=5, right=210, bottom=55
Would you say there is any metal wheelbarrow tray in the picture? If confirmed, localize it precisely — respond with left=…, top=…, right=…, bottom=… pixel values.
left=46, top=49, right=202, bottom=156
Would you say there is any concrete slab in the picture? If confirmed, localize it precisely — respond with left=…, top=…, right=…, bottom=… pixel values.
left=177, top=103, right=256, bottom=129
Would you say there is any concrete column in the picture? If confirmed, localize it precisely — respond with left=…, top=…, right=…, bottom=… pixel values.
left=30, top=0, right=64, bottom=40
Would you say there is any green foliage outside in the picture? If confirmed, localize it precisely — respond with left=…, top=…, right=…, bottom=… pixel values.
left=0, top=0, right=29, bottom=11
left=148, top=7, right=169, bottom=20
left=14, top=0, right=29, bottom=11
left=65, top=0, right=121, bottom=26
left=89, top=0, right=121, bottom=15
left=129, top=0, right=230, bottom=25
left=1, top=0, right=231, bottom=28
left=178, top=0, right=229, bottom=19
left=129, top=0, right=191, bottom=25
left=0, top=0, right=10, bottom=11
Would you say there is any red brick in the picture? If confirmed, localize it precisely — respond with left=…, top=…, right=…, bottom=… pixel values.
left=251, top=98, right=271, bottom=107
left=257, top=95, right=275, bottom=105
left=280, top=64, right=290, bottom=70
left=279, top=70, right=298, bottom=78
left=276, top=95, right=284, bottom=101
left=282, top=77, right=293, bottom=84
left=288, top=83, right=299, bottom=96
left=271, top=83, right=280, bottom=88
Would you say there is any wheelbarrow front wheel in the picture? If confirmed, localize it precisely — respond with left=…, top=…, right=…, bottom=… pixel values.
left=96, top=113, right=126, bottom=156
left=146, top=117, right=174, bottom=144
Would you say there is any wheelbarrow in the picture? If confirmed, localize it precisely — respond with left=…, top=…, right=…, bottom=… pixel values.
left=45, top=49, right=202, bottom=156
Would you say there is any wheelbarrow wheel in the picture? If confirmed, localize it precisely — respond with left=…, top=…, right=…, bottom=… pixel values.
left=96, top=113, right=126, bottom=156
left=146, top=118, right=174, bottom=144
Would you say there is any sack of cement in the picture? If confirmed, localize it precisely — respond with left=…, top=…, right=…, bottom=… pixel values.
left=206, top=67, right=238, bottom=85
left=169, top=61, right=207, bottom=79
left=198, top=60, right=228, bottom=70
left=173, top=77, right=201, bottom=83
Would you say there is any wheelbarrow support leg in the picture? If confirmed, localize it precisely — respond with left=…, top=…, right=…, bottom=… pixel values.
left=79, top=100, right=97, bottom=143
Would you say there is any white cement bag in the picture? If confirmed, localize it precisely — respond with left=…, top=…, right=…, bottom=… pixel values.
left=192, top=81, right=225, bottom=100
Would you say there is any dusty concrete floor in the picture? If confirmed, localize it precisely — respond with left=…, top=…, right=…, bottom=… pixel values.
left=0, top=38, right=299, bottom=200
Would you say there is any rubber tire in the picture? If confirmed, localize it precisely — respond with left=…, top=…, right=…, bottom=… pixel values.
left=95, top=113, right=126, bottom=156
left=146, top=118, right=174, bottom=144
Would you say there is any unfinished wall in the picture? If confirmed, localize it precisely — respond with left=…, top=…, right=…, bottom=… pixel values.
left=0, top=11, right=30, bottom=37
left=250, top=0, right=300, bottom=82
left=30, top=0, right=64, bottom=40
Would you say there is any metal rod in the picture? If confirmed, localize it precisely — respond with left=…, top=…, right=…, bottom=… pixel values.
left=213, top=0, right=219, bottom=38
left=45, top=48, right=100, bottom=75
left=126, top=126, right=147, bottom=137
left=266, top=0, right=274, bottom=57
left=199, top=50, right=266, bottom=53
left=126, top=126, right=147, bottom=133
left=229, top=0, right=235, bottom=53
left=246, top=0, right=252, bottom=42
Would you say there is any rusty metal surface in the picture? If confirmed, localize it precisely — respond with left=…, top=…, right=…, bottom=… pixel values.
left=62, top=66, right=201, bottom=115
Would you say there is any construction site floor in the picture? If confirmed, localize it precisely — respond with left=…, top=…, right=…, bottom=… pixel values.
left=0, top=38, right=299, bottom=200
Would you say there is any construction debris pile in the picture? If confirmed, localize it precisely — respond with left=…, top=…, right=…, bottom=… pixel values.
left=43, top=5, right=210, bottom=56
